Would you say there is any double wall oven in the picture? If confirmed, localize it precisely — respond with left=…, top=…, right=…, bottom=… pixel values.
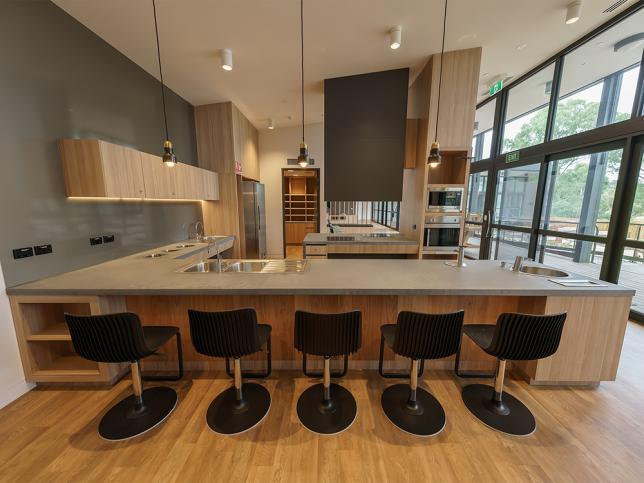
left=423, top=186, right=464, bottom=251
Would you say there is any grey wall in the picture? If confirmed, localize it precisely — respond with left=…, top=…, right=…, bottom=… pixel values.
left=0, top=1, right=202, bottom=287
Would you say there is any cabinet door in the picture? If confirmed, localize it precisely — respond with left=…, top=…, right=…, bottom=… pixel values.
left=99, top=142, right=145, bottom=198
left=140, top=152, right=180, bottom=199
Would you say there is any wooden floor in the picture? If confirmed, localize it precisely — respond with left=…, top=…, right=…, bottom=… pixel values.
left=2, top=323, right=644, bottom=482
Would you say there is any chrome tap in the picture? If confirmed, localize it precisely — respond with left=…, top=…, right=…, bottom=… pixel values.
left=512, top=256, right=533, bottom=272
left=206, top=238, right=223, bottom=272
left=194, top=221, right=204, bottom=241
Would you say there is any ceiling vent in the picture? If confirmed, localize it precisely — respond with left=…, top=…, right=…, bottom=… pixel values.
left=603, top=0, right=628, bottom=14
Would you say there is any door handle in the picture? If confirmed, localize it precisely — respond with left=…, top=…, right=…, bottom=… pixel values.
left=484, top=210, right=492, bottom=237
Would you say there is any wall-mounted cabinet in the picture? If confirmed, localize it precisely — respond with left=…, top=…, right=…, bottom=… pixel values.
left=60, top=139, right=219, bottom=200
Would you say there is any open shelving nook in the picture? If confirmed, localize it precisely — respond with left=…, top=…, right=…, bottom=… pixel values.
left=10, top=295, right=128, bottom=383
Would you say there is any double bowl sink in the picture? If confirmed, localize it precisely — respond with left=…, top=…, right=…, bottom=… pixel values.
left=182, top=259, right=307, bottom=274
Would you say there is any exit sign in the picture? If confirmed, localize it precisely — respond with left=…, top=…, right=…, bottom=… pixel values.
left=489, top=80, right=503, bottom=96
left=506, top=150, right=520, bottom=163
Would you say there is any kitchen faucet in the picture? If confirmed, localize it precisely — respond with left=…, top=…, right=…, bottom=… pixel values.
left=206, top=237, right=223, bottom=272
left=194, top=221, right=204, bottom=241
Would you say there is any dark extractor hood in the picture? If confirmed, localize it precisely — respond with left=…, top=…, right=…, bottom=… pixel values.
left=324, top=68, right=409, bottom=202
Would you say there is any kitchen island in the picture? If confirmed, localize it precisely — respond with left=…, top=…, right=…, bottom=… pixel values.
left=7, top=243, right=633, bottom=387
left=303, top=232, right=419, bottom=258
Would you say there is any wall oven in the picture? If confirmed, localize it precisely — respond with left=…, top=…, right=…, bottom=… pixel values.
left=423, top=215, right=461, bottom=250
left=426, top=186, right=464, bottom=213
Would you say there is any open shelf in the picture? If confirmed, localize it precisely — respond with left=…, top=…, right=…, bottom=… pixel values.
left=31, top=354, right=100, bottom=378
left=26, top=322, right=71, bottom=341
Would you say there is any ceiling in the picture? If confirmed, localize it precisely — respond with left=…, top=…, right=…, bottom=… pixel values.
left=53, top=0, right=637, bottom=130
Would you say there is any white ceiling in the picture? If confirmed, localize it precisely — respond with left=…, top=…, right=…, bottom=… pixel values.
left=53, top=0, right=637, bottom=130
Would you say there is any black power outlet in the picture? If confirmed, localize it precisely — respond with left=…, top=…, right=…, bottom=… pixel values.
left=102, top=234, right=115, bottom=243
left=34, top=244, right=53, bottom=255
left=13, top=247, right=34, bottom=259
left=90, top=236, right=103, bottom=246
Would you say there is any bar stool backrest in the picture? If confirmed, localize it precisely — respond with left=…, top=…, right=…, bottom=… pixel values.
left=64, top=312, right=149, bottom=363
left=487, top=312, right=567, bottom=360
left=393, top=310, right=465, bottom=360
left=189, top=308, right=262, bottom=358
left=294, top=310, right=362, bottom=357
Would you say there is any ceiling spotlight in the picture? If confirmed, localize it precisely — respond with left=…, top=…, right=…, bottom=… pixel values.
left=390, top=26, right=402, bottom=50
left=267, top=118, right=275, bottom=130
left=221, top=48, right=233, bottom=71
left=565, top=1, right=582, bottom=25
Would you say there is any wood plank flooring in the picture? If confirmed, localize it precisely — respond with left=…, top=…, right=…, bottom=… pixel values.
left=1, top=322, right=644, bottom=482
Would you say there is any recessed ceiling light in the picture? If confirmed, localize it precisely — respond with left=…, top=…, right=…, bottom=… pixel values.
left=516, top=43, right=527, bottom=51
left=566, top=1, right=582, bottom=25
left=221, top=48, right=233, bottom=71
left=390, top=26, right=402, bottom=50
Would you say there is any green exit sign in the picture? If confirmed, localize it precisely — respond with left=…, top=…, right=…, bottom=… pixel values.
left=506, top=150, right=521, bottom=163
left=489, top=80, right=503, bottom=96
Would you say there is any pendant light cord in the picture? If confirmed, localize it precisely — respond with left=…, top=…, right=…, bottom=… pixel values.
left=300, top=0, right=305, bottom=143
left=434, top=0, right=447, bottom=143
left=152, top=0, right=170, bottom=141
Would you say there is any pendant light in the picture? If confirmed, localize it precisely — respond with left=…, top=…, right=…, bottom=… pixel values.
left=152, top=0, right=177, bottom=167
left=428, top=0, right=448, bottom=169
left=297, top=0, right=309, bottom=168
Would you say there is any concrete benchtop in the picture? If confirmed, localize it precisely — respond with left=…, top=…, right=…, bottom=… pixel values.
left=6, top=240, right=634, bottom=297
left=303, top=233, right=418, bottom=245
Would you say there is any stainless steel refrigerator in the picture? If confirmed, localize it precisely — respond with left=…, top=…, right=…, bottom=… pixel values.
left=241, top=181, right=266, bottom=259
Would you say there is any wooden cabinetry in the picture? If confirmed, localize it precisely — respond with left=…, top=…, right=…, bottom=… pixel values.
left=195, top=102, right=260, bottom=257
left=60, top=139, right=219, bottom=201
left=9, top=295, right=128, bottom=383
left=399, top=47, right=481, bottom=259
left=60, top=139, right=146, bottom=198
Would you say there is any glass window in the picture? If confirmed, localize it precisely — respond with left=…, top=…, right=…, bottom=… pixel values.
left=541, top=148, right=623, bottom=235
left=491, top=229, right=530, bottom=260
left=466, top=171, right=488, bottom=223
left=554, top=8, right=643, bottom=138
left=472, top=100, right=496, bottom=161
left=627, top=150, right=644, bottom=241
left=536, top=236, right=604, bottom=280
left=502, top=64, right=555, bottom=153
left=495, top=164, right=540, bottom=227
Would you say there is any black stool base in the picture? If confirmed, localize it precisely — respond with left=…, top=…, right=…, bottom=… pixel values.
left=297, top=383, right=357, bottom=435
left=462, top=384, right=536, bottom=436
left=206, top=383, right=271, bottom=435
left=98, top=386, right=177, bottom=441
left=381, top=384, right=446, bottom=437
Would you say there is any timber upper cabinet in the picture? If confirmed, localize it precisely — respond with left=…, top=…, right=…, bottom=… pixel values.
left=60, top=139, right=219, bottom=201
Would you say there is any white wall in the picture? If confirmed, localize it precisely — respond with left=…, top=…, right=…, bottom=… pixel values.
left=259, top=123, right=324, bottom=258
left=0, top=263, right=34, bottom=408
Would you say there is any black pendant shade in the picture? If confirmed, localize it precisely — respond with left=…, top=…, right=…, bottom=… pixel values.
left=296, top=0, right=308, bottom=168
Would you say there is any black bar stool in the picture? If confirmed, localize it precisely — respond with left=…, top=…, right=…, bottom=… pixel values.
left=64, top=312, right=183, bottom=441
left=378, top=310, right=464, bottom=436
left=188, top=308, right=272, bottom=435
left=461, top=312, right=567, bottom=436
left=294, top=310, right=362, bottom=435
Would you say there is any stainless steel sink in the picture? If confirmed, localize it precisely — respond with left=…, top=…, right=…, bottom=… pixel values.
left=181, top=259, right=307, bottom=274
left=519, top=265, right=569, bottom=278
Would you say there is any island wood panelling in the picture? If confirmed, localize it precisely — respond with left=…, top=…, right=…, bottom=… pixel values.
left=8, top=292, right=630, bottom=385
left=195, top=101, right=260, bottom=258
left=60, top=139, right=219, bottom=201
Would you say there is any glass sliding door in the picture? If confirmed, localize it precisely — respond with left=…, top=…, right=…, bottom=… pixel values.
left=619, top=142, right=644, bottom=319
left=465, top=171, right=488, bottom=259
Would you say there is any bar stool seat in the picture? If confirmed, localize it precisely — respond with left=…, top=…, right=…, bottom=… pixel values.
left=142, top=326, right=179, bottom=351
left=64, top=312, right=183, bottom=441
left=462, top=324, right=494, bottom=351
left=378, top=310, right=464, bottom=436
left=461, top=312, right=567, bottom=436
left=189, top=308, right=272, bottom=435
left=294, top=310, right=362, bottom=435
